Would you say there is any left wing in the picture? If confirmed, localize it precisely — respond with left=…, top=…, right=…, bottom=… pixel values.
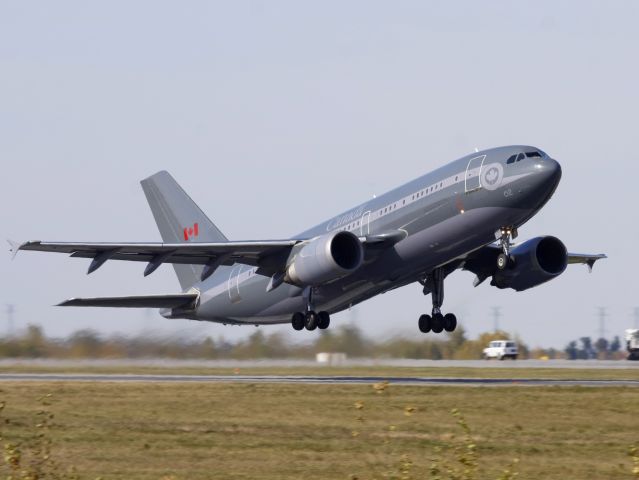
left=9, top=231, right=404, bottom=282
left=10, top=239, right=299, bottom=280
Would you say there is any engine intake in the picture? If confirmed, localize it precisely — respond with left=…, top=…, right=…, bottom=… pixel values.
left=285, top=231, right=364, bottom=286
left=491, top=236, right=568, bottom=291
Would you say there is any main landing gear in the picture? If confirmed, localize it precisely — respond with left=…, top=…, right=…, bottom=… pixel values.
left=417, top=268, right=457, bottom=334
left=291, top=287, right=331, bottom=331
left=496, top=227, right=517, bottom=270
left=291, top=311, right=330, bottom=331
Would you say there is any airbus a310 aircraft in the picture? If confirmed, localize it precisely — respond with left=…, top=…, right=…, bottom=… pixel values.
left=10, top=146, right=606, bottom=333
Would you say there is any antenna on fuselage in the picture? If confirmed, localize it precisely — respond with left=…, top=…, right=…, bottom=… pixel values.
left=474, top=147, right=479, bottom=153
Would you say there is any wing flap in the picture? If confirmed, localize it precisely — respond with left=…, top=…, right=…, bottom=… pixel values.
left=57, top=293, right=199, bottom=309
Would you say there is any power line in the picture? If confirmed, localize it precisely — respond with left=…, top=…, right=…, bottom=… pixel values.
left=5, top=304, right=15, bottom=337
left=596, top=306, right=608, bottom=339
left=491, top=306, right=502, bottom=332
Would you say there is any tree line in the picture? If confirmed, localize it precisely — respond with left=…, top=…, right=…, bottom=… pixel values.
left=0, top=324, right=626, bottom=360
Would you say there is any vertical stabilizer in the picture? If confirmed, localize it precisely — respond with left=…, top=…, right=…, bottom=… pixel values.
left=141, top=171, right=227, bottom=290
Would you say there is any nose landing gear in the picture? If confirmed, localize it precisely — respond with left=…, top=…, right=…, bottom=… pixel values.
left=496, top=227, right=517, bottom=270
left=418, top=268, right=458, bottom=334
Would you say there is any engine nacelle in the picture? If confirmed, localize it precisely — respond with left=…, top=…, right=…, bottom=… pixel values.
left=491, top=236, right=568, bottom=291
left=285, top=231, right=364, bottom=286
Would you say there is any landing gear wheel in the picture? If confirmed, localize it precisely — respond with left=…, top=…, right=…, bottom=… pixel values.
left=431, top=313, right=444, bottom=333
left=443, top=313, right=457, bottom=332
left=418, top=314, right=431, bottom=333
left=317, top=311, right=330, bottom=330
left=305, top=311, right=318, bottom=331
left=497, top=253, right=510, bottom=270
left=291, top=312, right=305, bottom=331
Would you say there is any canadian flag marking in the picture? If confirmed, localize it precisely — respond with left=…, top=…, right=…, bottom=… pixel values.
left=183, top=222, right=199, bottom=241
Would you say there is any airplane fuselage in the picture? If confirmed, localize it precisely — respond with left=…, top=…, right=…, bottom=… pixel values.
left=185, top=145, right=562, bottom=324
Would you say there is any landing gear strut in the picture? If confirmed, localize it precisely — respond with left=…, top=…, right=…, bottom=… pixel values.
left=496, top=227, right=517, bottom=270
left=290, top=287, right=331, bottom=331
left=418, top=268, right=457, bottom=334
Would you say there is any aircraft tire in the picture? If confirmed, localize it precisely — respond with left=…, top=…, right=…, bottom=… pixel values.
left=305, top=311, right=318, bottom=331
left=418, top=314, right=431, bottom=333
left=431, top=313, right=444, bottom=333
left=317, top=311, right=330, bottom=329
left=443, top=313, right=457, bottom=332
left=292, top=312, right=305, bottom=331
left=497, top=253, right=509, bottom=270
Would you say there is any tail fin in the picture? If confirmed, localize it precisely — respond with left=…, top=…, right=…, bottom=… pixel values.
left=141, top=171, right=227, bottom=290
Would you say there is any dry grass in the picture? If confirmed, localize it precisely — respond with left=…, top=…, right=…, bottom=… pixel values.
left=0, top=381, right=637, bottom=479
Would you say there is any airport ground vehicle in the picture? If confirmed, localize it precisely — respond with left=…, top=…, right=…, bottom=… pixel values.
left=625, top=329, right=639, bottom=360
left=483, top=340, right=518, bottom=360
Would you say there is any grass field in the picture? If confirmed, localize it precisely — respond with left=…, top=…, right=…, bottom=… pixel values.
left=0, top=379, right=638, bottom=479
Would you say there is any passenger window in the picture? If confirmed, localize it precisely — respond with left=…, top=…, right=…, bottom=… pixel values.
left=506, top=155, right=516, bottom=164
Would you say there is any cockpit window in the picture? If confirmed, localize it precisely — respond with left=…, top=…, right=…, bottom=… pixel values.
left=516, top=153, right=525, bottom=162
left=525, top=151, right=542, bottom=158
left=506, top=154, right=516, bottom=164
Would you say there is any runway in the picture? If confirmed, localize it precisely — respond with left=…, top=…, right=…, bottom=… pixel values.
left=0, top=373, right=637, bottom=387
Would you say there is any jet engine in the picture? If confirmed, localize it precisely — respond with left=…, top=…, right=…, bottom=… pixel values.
left=285, top=231, right=364, bottom=286
left=490, top=236, right=568, bottom=291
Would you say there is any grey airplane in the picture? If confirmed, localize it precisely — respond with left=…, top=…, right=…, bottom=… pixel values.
left=9, top=146, right=606, bottom=333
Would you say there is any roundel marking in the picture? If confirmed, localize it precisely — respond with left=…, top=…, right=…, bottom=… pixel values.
left=481, top=163, right=504, bottom=191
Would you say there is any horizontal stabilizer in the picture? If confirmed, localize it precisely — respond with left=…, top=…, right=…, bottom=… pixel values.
left=57, top=293, right=199, bottom=309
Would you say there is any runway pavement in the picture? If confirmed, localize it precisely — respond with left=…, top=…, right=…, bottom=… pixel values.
left=1, top=358, right=636, bottom=369
left=0, top=373, right=637, bottom=387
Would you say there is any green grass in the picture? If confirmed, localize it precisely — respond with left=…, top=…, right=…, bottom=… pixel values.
left=0, top=381, right=637, bottom=479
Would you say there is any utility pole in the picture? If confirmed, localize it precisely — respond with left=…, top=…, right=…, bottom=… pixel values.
left=5, top=304, right=15, bottom=337
left=596, top=307, right=608, bottom=339
left=491, top=306, right=502, bottom=332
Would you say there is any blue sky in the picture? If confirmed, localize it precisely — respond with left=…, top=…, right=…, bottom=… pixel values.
left=1, top=1, right=638, bottom=347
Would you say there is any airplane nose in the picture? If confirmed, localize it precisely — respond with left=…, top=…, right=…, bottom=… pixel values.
left=538, top=157, right=562, bottom=187
left=528, top=157, right=562, bottom=204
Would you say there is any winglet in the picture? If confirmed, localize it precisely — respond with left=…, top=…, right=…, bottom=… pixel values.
left=567, top=253, right=607, bottom=273
left=7, top=239, right=24, bottom=260
left=586, top=254, right=607, bottom=273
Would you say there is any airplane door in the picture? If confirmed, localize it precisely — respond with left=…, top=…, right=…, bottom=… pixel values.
left=360, top=211, right=371, bottom=236
left=464, top=155, right=487, bottom=193
left=227, top=265, right=242, bottom=303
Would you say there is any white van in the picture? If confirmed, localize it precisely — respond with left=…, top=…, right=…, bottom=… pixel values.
left=483, top=340, right=518, bottom=360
